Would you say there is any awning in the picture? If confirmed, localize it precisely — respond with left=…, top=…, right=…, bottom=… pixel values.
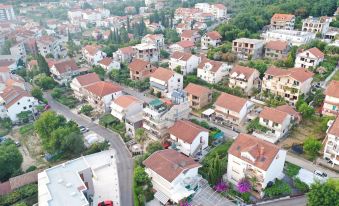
left=202, top=108, right=215, bottom=116
left=154, top=190, right=170, bottom=205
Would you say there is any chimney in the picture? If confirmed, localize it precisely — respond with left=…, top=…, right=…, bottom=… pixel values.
left=260, top=146, right=265, bottom=157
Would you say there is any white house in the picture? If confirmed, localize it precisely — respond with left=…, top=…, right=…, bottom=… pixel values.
left=141, top=34, right=165, bottom=50
left=132, top=43, right=159, bottom=63
left=143, top=149, right=201, bottom=204
left=227, top=133, right=286, bottom=198
left=214, top=92, right=253, bottom=125
left=201, top=31, right=222, bottom=50
left=169, top=41, right=195, bottom=53
left=168, top=120, right=209, bottom=156
left=229, top=65, right=260, bottom=95
left=36, top=35, right=61, bottom=59
left=323, top=116, right=339, bottom=167
left=197, top=59, right=231, bottom=84
left=169, top=51, right=200, bottom=75
left=322, top=80, right=339, bottom=116
left=113, top=46, right=135, bottom=63
left=294, top=47, right=324, bottom=69
left=82, top=45, right=107, bottom=65
left=180, top=30, right=201, bottom=44
left=98, top=57, right=120, bottom=71
left=150, top=68, right=183, bottom=98
left=110, top=95, right=143, bottom=121
left=70, top=73, right=101, bottom=100
left=261, top=29, right=316, bottom=46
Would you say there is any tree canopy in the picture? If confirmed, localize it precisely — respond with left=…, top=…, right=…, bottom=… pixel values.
left=0, top=140, right=23, bottom=181
left=307, top=179, right=339, bottom=206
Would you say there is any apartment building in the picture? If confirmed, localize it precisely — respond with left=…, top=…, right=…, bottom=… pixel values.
left=150, top=68, right=183, bottom=98
left=229, top=65, right=260, bottom=95
left=180, top=30, right=201, bottom=44
left=10, top=42, right=27, bottom=61
left=227, top=133, right=286, bottom=198
left=36, top=35, right=61, bottom=59
left=113, top=46, right=134, bottom=63
left=128, top=59, right=155, bottom=80
left=201, top=31, right=222, bottom=50
left=270, top=14, right=295, bottom=30
left=261, top=67, right=314, bottom=106
left=70, top=73, right=101, bottom=100
left=110, top=95, right=143, bottom=121
left=184, top=83, right=212, bottom=110
left=194, top=3, right=227, bottom=19
left=197, top=59, right=231, bottom=84
left=322, top=80, right=339, bottom=116
left=169, top=51, right=200, bottom=75
left=168, top=120, right=209, bottom=156
left=232, top=38, right=265, bottom=60
left=143, top=150, right=201, bottom=204
left=141, top=34, right=165, bottom=50
left=132, top=43, right=159, bottom=63
left=264, top=40, right=290, bottom=60
left=294, top=47, right=324, bottom=69
left=302, top=16, right=332, bottom=35
left=323, top=116, right=339, bottom=167
left=49, top=59, right=82, bottom=84
left=0, top=4, right=15, bottom=21
left=214, top=92, right=253, bottom=126
left=142, top=96, right=191, bottom=140
left=262, top=29, right=316, bottom=46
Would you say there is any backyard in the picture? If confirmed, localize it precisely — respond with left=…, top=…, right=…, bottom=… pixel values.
left=331, top=70, right=339, bottom=81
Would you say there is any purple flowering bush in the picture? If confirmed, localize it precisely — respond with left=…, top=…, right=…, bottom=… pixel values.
left=237, top=178, right=251, bottom=193
left=214, top=181, right=229, bottom=192
left=179, top=200, right=192, bottom=206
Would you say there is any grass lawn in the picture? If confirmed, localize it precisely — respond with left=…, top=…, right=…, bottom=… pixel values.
left=331, top=70, right=339, bottom=81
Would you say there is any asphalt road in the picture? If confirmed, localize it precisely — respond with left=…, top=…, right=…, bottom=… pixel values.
left=44, top=93, right=133, bottom=206
left=259, top=196, right=307, bottom=206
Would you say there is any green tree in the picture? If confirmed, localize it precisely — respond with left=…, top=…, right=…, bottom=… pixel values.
left=1, top=40, right=13, bottom=55
left=146, top=141, right=163, bottom=154
left=160, top=49, right=170, bottom=58
left=303, top=137, right=322, bottom=159
left=51, top=87, right=63, bottom=99
left=135, top=128, right=148, bottom=152
left=133, top=166, right=153, bottom=205
left=0, top=141, right=23, bottom=181
left=31, top=87, right=43, bottom=101
left=298, top=102, right=315, bottom=119
left=17, top=111, right=33, bottom=124
left=33, top=74, right=56, bottom=90
left=307, top=179, right=339, bottom=206
left=36, top=54, right=50, bottom=75
left=80, top=104, right=94, bottom=116
left=90, top=66, right=106, bottom=80
left=207, top=154, right=225, bottom=186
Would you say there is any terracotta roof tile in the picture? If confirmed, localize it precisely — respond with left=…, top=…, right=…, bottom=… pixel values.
left=228, top=133, right=280, bottom=171
left=176, top=40, right=195, bottom=48
left=74, top=73, right=101, bottom=87
left=169, top=120, right=208, bottom=144
left=181, top=30, right=199, bottom=38
left=265, top=40, right=289, bottom=51
left=112, top=95, right=142, bottom=108
left=171, top=51, right=193, bottom=61
left=265, top=66, right=314, bottom=83
left=0, top=86, right=32, bottom=109
left=52, top=59, right=79, bottom=74
left=84, top=81, right=122, bottom=97
left=271, top=13, right=295, bottom=21
left=184, top=83, right=211, bottom=98
left=328, top=116, right=339, bottom=137
left=84, top=45, right=102, bottom=56
left=325, top=80, right=339, bottom=98
left=119, top=46, right=134, bottom=54
left=305, top=47, right=325, bottom=59
left=128, top=59, right=151, bottom=72
left=259, top=107, right=289, bottom=124
left=215, top=92, right=248, bottom=113
left=150, top=68, right=175, bottom=82
left=143, top=149, right=201, bottom=182
left=206, top=31, right=222, bottom=40
left=98, top=57, right=113, bottom=66
left=276, top=104, right=301, bottom=123
left=230, top=65, right=257, bottom=80
left=198, top=59, right=223, bottom=73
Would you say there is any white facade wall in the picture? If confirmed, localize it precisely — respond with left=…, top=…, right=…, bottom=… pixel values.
left=169, top=55, right=200, bottom=75
left=294, top=52, right=324, bottom=69
left=170, top=131, right=209, bottom=156
left=6, top=96, right=38, bottom=122
left=111, top=102, right=143, bottom=121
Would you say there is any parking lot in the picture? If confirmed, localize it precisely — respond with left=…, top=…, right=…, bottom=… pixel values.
left=191, top=179, right=236, bottom=206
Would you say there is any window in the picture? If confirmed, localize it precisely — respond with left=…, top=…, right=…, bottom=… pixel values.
left=29, top=105, right=32, bottom=108
left=23, top=106, right=27, bottom=110
left=17, top=102, right=20, bottom=105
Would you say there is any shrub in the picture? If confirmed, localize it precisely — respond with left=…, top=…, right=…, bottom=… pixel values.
left=264, top=179, right=291, bottom=198
left=293, top=178, right=309, bottom=193
left=25, top=165, right=37, bottom=173
left=237, top=178, right=251, bottom=193
left=285, top=162, right=301, bottom=177
left=303, top=137, right=322, bottom=159
left=80, top=104, right=93, bottom=116
left=0, top=184, right=38, bottom=205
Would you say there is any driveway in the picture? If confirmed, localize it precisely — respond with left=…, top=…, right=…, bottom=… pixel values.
left=44, top=93, right=133, bottom=206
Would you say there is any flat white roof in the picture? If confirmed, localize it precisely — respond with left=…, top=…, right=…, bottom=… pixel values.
left=133, top=43, right=156, bottom=50
left=38, top=150, right=120, bottom=206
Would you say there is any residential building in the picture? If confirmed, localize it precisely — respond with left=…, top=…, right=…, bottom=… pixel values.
left=322, top=80, right=339, bottom=116
left=210, top=4, right=227, bottom=19
left=0, top=4, right=15, bottom=21
left=82, top=45, right=107, bottom=65
left=36, top=35, right=61, bottom=59
left=270, top=14, right=295, bottom=30
left=10, top=42, right=27, bottom=61
left=180, top=30, right=201, bottom=44
left=83, top=81, right=123, bottom=112
left=261, top=67, right=314, bottom=106
left=168, top=120, right=209, bottom=156
left=143, top=96, right=191, bottom=140
left=38, top=150, right=120, bottom=206
left=229, top=65, right=260, bottom=95
left=227, top=133, right=286, bottom=198
left=150, top=68, right=183, bottom=98
left=197, top=59, right=231, bottom=84
left=125, top=112, right=143, bottom=138
left=49, top=59, right=83, bottom=84
left=70, top=73, right=101, bottom=100
left=132, top=43, right=159, bottom=63
left=253, top=107, right=296, bottom=143
left=169, top=51, right=200, bottom=75
left=264, top=40, right=290, bottom=60
left=143, top=149, right=201, bottom=204
left=141, top=34, right=165, bottom=50
left=262, top=29, right=316, bottom=46
left=128, top=59, right=155, bottom=80
left=214, top=92, right=253, bottom=126
left=294, top=47, right=324, bottom=69
left=0, top=86, right=38, bottom=122
left=302, top=16, right=332, bottom=35
left=201, top=31, right=222, bottom=50
left=232, top=38, right=265, bottom=60
left=184, top=83, right=212, bottom=110
left=98, top=57, right=120, bottom=71
left=169, top=41, right=195, bottom=53
left=113, top=46, right=135, bottom=63
left=323, top=116, right=339, bottom=167
left=110, top=95, right=143, bottom=121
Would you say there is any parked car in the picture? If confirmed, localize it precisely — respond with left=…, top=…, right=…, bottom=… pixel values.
left=98, top=200, right=114, bottom=206
left=314, top=170, right=328, bottom=180
left=44, top=104, right=51, bottom=110
left=79, top=126, right=89, bottom=133
left=0, top=136, right=7, bottom=143
left=15, top=141, right=21, bottom=147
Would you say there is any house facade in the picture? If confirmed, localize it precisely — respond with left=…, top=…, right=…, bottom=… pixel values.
left=49, top=59, right=82, bottom=84
left=169, top=51, right=200, bottom=75
left=110, top=95, right=143, bottom=121
left=82, top=45, right=107, bottom=65
left=132, top=43, right=159, bottom=63
left=229, top=65, right=260, bottom=95
left=270, top=14, right=295, bottom=30
left=184, top=83, right=212, bottom=110
left=70, top=73, right=101, bottom=100
left=197, top=59, right=231, bottom=84
left=323, top=117, right=339, bottom=167
left=201, top=31, right=222, bottom=50
left=262, top=29, right=316, bottom=46
left=294, top=47, right=324, bottom=69
left=264, top=40, right=290, bottom=60
left=322, top=80, right=339, bottom=116
left=302, top=16, right=332, bottom=35
left=232, top=38, right=265, bottom=60
left=150, top=68, right=183, bottom=98
left=128, top=59, right=155, bottom=80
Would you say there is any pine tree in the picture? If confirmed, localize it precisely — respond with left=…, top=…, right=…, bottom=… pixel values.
left=36, top=54, right=50, bottom=75
left=127, top=17, right=131, bottom=33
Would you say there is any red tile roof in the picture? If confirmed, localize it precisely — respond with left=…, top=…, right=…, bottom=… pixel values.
left=328, top=116, right=339, bottom=137
left=98, top=57, right=113, bottom=66
left=215, top=92, right=248, bottom=113
left=112, top=95, right=141, bottom=108
left=265, top=40, right=289, bottom=51
left=276, top=104, right=301, bottom=123
left=325, top=80, right=339, bottom=98
left=271, top=13, right=295, bottom=21
left=0, top=86, right=32, bottom=109
left=231, top=65, right=257, bottom=80
left=143, top=149, right=201, bottom=182
left=150, top=67, right=175, bottom=82
left=265, top=66, right=314, bottom=83
left=198, top=59, right=223, bottom=73
left=184, top=83, right=211, bottom=98
left=228, top=133, right=280, bottom=171
left=74, top=73, right=101, bottom=87
left=52, top=59, right=79, bottom=74
left=128, top=59, right=151, bottom=72
left=83, top=45, right=102, bottom=56
left=206, top=31, right=222, bottom=40
left=176, top=40, right=195, bottom=48
left=181, top=30, right=199, bottom=39
left=171, top=51, right=193, bottom=61
left=259, top=107, right=289, bottom=124
left=84, top=81, right=122, bottom=97
left=305, top=47, right=325, bottom=59
left=119, top=46, right=134, bottom=54
left=169, top=120, right=208, bottom=144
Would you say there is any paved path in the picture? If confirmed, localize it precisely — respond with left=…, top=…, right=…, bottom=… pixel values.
left=45, top=93, right=133, bottom=206
left=258, top=196, right=307, bottom=206
left=122, top=86, right=154, bottom=103
left=286, top=153, right=339, bottom=178
left=321, top=65, right=338, bottom=88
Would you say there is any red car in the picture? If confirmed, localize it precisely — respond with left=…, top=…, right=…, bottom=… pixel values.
left=98, top=200, right=114, bottom=206
left=44, top=104, right=51, bottom=110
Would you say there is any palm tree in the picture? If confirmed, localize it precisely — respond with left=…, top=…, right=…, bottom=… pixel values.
left=135, top=128, right=148, bottom=153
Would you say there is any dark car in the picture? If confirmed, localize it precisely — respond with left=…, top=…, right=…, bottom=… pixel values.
left=98, top=200, right=114, bottom=206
